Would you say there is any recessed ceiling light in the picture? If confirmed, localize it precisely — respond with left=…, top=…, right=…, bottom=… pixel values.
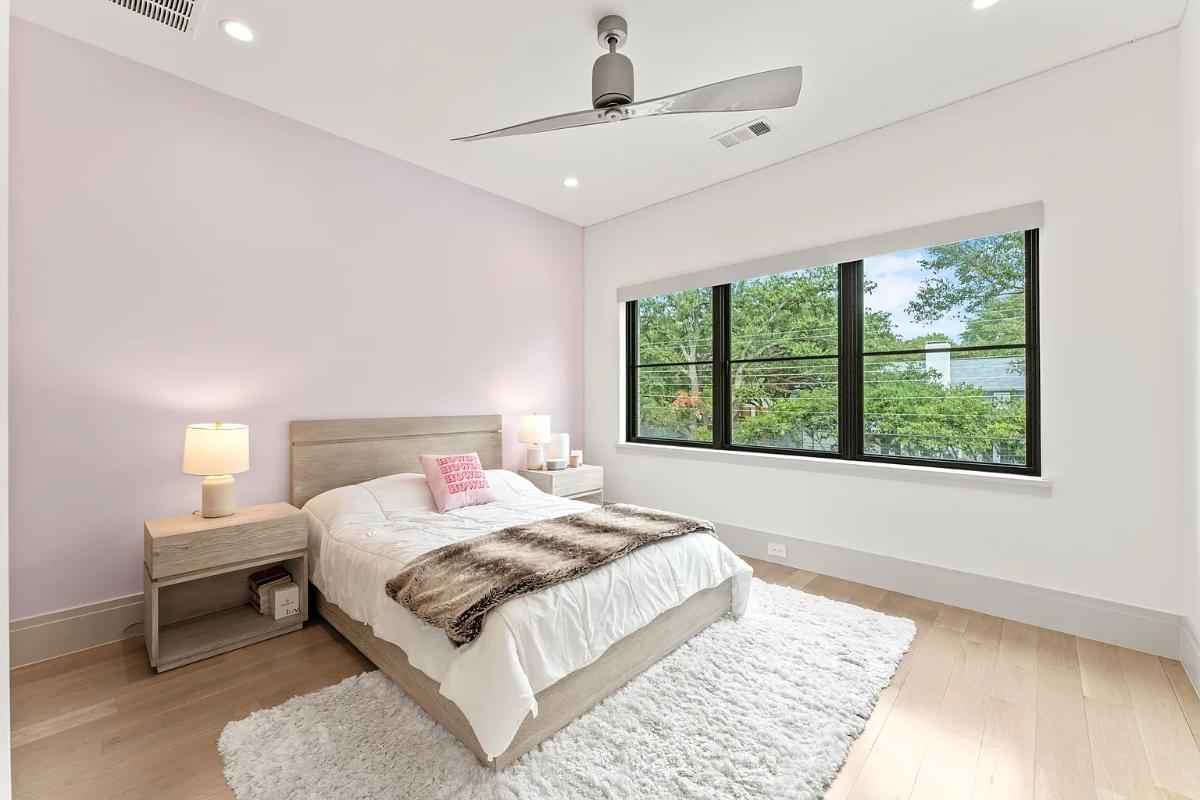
left=562, top=177, right=580, bottom=188
left=220, top=19, right=255, bottom=42
left=970, top=0, right=1001, bottom=9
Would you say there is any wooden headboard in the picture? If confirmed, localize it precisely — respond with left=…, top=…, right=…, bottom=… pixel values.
left=289, top=415, right=503, bottom=508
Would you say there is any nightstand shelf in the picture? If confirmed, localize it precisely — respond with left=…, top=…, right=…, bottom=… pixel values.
left=143, top=503, right=309, bottom=672
left=157, top=602, right=301, bottom=668
left=519, top=464, right=604, bottom=504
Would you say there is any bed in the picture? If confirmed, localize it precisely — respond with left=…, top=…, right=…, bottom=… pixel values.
left=291, top=415, right=752, bottom=770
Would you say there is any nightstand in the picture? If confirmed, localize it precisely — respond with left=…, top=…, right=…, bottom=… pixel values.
left=519, top=464, right=604, bottom=504
left=143, top=502, right=308, bottom=672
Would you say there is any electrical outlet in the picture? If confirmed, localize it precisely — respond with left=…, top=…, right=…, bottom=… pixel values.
left=767, top=542, right=787, bottom=559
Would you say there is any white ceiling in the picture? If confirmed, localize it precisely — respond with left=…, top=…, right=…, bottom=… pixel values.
left=14, top=0, right=1187, bottom=226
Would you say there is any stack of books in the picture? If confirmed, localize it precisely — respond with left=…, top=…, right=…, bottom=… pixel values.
left=248, top=566, right=294, bottom=615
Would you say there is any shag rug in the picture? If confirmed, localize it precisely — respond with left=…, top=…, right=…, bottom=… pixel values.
left=219, top=578, right=915, bottom=800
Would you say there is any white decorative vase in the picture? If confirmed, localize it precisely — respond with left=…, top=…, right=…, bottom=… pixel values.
left=548, top=433, right=570, bottom=461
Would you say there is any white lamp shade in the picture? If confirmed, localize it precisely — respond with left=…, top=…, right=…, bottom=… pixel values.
left=518, top=414, right=551, bottom=444
left=182, top=423, right=250, bottom=476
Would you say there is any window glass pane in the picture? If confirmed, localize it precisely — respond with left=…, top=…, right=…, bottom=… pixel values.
left=731, top=266, right=839, bottom=359
left=637, top=288, right=713, bottom=364
left=731, top=358, right=838, bottom=452
left=636, top=364, right=713, bottom=442
left=863, top=348, right=1027, bottom=466
left=863, top=232, right=1026, bottom=352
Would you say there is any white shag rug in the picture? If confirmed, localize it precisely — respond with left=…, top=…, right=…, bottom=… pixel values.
left=219, top=578, right=914, bottom=800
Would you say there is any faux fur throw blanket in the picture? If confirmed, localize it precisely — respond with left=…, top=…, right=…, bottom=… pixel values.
left=385, top=503, right=715, bottom=646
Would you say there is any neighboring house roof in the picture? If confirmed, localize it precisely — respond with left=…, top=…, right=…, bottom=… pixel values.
left=944, top=356, right=1025, bottom=393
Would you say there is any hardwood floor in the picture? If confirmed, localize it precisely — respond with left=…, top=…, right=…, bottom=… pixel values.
left=10, top=621, right=374, bottom=799
left=11, top=558, right=1200, bottom=799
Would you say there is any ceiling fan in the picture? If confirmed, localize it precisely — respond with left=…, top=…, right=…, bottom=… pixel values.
left=454, top=15, right=803, bottom=142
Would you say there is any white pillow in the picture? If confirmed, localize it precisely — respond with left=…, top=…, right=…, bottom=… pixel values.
left=303, top=483, right=383, bottom=529
left=485, top=469, right=545, bottom=499
left=307, top=470, right=534, bottom=522
left=356, top=472, right=436, bottom=512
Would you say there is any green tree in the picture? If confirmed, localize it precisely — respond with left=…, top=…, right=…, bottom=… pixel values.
left=733, top=386, right=839, bottom=451
left=863, top=362, right=1026, bottom=463
left=907, top=232, right=1026, bottom=347
left=960, top=293, right=1025, bottom=346
left=636, top=290, right=713, bottom=440
left=729, top=267, right=840, bottom=449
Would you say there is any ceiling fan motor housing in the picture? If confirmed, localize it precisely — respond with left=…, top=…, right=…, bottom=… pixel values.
left=593, top=52, right=634, bottom=108
left=592, top=15, right=632, bottom=108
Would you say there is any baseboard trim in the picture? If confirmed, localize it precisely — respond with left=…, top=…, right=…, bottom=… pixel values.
left=10, top=594, right=143, bottom=668
left=1181, top=618, right=1200, bottom=689
left=7, top=534, right=1189, bottom=667
left=716, top=522, right=1182, bottom=658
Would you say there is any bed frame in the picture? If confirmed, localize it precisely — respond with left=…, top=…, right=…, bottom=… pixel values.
left=289, top=414, right=733, bottom=770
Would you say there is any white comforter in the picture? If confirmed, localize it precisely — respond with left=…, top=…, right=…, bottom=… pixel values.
left=304, top=469, right=752, bottom=758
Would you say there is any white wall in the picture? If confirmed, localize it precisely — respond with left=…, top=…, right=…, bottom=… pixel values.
left=585, top=33, right=1185, bottom=620
left=1181, top=0, right=1200, bottom=678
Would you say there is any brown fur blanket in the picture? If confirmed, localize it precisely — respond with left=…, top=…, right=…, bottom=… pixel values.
left=385, top=503, right=714, bottom=646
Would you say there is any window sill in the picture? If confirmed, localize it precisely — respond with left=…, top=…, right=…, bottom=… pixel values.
left=613, top=441, right=1053, bottom=494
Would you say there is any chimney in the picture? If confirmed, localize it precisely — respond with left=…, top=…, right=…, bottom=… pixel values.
left=925, top=341, right=952, bottom=387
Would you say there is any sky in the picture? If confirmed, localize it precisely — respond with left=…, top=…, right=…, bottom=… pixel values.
left=864, top=248, right=966, bottom=341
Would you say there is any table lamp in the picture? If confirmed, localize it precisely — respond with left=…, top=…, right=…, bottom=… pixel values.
left=518, top=413, right=551, bottom=470
left=182, top=422, right=250, bottom=518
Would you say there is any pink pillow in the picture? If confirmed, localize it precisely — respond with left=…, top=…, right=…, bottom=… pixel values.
left=420, top=453, right=497, bottom=513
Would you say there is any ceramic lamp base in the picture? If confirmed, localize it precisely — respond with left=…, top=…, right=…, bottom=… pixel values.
left=201, top=474, right=237, bottom=518
left=525, top=444, right=545, bottom=470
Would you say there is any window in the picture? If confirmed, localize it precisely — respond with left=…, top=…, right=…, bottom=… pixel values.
left=630, top=288, right=714, bottom=443
left=730, top=267, right=840, bottom=452
left=625, top=229, right=1040, bottom=475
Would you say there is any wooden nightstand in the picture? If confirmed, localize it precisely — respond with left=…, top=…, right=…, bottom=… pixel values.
left=143, top=502, right=308, bottom=672
left=519, top=464, right=604, bottom=504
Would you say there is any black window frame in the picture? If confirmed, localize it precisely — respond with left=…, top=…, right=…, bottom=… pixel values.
left=626, top=228, right=1041, bottom=476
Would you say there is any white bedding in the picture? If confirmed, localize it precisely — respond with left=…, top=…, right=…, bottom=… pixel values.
left=304, top=469, right=752, bottom=758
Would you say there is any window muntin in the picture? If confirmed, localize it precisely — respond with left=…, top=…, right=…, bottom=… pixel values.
left=626, top=229, right=1039, bottom=475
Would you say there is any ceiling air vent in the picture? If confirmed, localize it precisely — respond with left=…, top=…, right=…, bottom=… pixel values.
left=711, top=117, right=774, bottom=149
left=107, top=0, right=199, bottom=33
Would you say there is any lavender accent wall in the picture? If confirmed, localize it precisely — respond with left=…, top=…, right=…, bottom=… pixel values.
left=9, top=21, right=583, bottom=620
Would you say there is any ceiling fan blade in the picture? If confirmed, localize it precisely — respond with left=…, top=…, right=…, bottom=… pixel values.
left=454, top=65, right=803, bottom=142
left=453, top=107, right=614, bottom=142
left=624, top=65, right=804, bottom=118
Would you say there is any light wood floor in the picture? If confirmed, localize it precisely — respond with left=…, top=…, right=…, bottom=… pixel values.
left=12, top=558, right=1200, bottom=799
